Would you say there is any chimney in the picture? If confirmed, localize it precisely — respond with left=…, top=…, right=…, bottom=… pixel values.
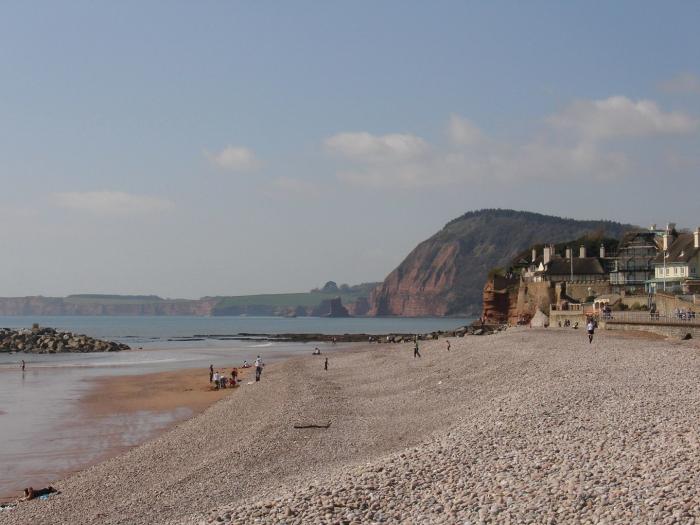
left=695, top=228, right=700, bottom=249
left=565, top=247, right=572, bottom=259
left=650, top=224, right=657, bottom=231
left=532, top=248, right=537, bottom=263
left=543, top=245, right=552, bottom=265
left=667, top=222, right=676, bottom=233
left=663, top=233, right=669, bottom=252
left=579, top=245, right=586, bottom=258
left=600, top=244, right=605, bottom=258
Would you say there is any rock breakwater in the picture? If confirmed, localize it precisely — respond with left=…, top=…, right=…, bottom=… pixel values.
left=0, top=326, right=129, bottom=353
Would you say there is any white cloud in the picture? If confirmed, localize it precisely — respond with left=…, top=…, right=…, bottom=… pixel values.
left=268, top=176, right=320, bottom=197
left=659, top=72, right=700, bottom=94
left=448, top=115, right=485, bottom=146
left=324, top=132, right=429, bottom=163
left=53, top=191, right=174, bottom=215
left=547, top=96, right=697, bottom=140
left=205, top=145, right=260, bottom=171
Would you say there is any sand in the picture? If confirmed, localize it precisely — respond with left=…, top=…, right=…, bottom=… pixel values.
left=3, top=328, right=700, bottom=524
left=0, top=367, right=247, bottom=503
left=81, top=367, right=250, bottom=416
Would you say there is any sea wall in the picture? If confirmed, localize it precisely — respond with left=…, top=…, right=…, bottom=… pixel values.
left=601, top=321, right=699, bottom=340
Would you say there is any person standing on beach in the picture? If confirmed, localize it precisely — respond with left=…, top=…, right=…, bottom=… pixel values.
left=324, top=357, right=328, bottom=370
left=255, top=355, right=264, bottom=382
left=414, top=340, right=421, bottom=358
left=213, top=371, right=220, bottom=389
left=209, top=364, right=214, bottom=383
left=587, top=319, right=595, bottom=344
left=21, top=359, right=25, bottom=371
left=446, top=340, right=451, bottom=352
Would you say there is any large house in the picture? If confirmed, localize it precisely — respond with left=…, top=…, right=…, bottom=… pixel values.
left=523, top=244, right=608, bottom=283
left=648, top=229, right=700, bottom=293
left=609, top=228, right=663, bottom=294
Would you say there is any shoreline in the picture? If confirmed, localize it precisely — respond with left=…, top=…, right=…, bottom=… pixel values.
left=0, top=366, right=247, bottom=502
left=5, top=328, right=700, bottom=524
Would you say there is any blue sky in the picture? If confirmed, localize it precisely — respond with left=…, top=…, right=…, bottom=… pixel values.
left=1, top=2, right=699, bottom=297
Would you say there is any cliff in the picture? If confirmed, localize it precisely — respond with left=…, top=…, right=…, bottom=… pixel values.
left=0, top=296, right=217, bottom=316
left=369, top=209, right=632, bottom=317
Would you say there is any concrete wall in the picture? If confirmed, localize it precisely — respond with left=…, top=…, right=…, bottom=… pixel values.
left=653, top=292, right=697, bottom=315
left=602, top=321, right=699, bottom=339
left=563, top=281, right=613, bottom=302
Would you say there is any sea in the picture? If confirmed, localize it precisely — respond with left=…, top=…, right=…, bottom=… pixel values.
left=0, top=316, right=468, bottom=499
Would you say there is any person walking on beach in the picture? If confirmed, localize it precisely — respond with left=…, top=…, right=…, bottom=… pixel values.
left=324, top=357, right=328, bottom=371
left=21, top=359, right=25, bottom=371
left=209, top=364, right=214, bottom=383
left=255, top=355, right=264, bottom=382
left=587, top=319, right=595, bottom=344
left=213, top=371, right=220, bottom=389
left=446, top=340, right=451, bottom=352
left=414, top=340, right=421, bottom=358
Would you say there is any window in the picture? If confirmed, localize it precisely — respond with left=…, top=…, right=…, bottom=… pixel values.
left=666, top=268, right=670, bottom=275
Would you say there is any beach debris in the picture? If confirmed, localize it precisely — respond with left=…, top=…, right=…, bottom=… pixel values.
left=293, top=421, right=332, bottom=429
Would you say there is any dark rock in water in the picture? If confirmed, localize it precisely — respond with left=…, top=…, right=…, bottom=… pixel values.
left=0, top=326, right=129, bottom=354
left=312, top=297, right=350, bottom=318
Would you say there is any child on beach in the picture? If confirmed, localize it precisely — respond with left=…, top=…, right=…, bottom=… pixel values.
left=255, top=356, right=264, bottom=381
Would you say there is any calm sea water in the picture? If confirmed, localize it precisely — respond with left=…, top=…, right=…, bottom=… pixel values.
left=0, top=316, right=469, bottom=500
left=0, top=315, right=469, bottom=345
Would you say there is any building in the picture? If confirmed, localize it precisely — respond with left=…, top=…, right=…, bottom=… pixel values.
left=648, top=229, right=700, bottom=293
left=609, top=228, right=663, bottom=294
left=523, top=244, right=609, bottom=284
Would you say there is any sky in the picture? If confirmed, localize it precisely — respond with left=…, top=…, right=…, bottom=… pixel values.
left=1, top=1, right=699, bottom=298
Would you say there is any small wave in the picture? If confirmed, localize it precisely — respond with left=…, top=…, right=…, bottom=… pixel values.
left=250, top=342, right=273, bottom=348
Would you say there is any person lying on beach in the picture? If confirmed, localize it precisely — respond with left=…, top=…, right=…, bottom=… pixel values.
left=19, top=487, right=57, bottom=502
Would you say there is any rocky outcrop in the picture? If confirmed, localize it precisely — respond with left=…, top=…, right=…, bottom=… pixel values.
left=347, top=296, right=370, bottom=316
left=312, top=297, right=350, bottom=317
left=369, top=209, right=632, bottom=317
left=0, top=326, right=129, bottom=353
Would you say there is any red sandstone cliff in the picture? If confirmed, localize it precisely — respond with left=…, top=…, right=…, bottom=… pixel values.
left=368, top=209, right=632, bottom=317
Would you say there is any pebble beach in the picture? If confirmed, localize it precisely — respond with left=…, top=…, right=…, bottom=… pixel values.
left=3, top=328, right=700, bottom=524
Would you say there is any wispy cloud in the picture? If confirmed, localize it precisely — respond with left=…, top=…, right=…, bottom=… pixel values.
left=659, top=72, right=700, bottom=94
left=547, top=96, right=697, bottom=140
left=53, top=191, right=174, bottom=215
left=205, top=145, right=260, bottom=171
left=326, top=96, right=694, bottom=189
left=324, top=132, right=429, bottom=164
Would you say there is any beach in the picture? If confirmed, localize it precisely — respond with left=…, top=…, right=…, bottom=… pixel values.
left=3, top=328, right=700, bottom=524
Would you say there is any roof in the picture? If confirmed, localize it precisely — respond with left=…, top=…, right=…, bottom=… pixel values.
left=653, top=233, right=700, bottom=264
left=546, top=257, right=606, bottom=276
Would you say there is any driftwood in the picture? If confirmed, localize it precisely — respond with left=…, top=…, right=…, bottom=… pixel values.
left=293, top=421, right=331, bottom=429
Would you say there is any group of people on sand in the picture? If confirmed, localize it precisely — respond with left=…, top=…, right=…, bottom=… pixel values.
left=209, top=355, right=266, bottom=389
left=209, top=364, right=239, bottom=390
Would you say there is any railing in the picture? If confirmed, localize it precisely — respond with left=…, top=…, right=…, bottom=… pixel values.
left=602, top=311, right=700, bottom=326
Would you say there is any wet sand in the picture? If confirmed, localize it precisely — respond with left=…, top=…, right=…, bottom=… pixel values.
left=81, top=366, right=251, bottom=416
left=0, top=366, right=249, bottom=503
